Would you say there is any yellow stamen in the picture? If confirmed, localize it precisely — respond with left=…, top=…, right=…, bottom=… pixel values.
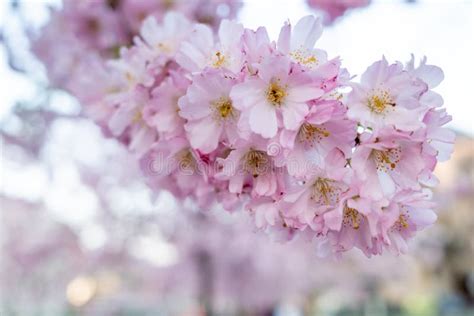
left=392, top=212, right=410, bottom=232
left=343, top=205, right=361, bottom=230
left=242, top=150, right=269, bottom=177
left=312, top=178, right=336, bottom=205
left=266, top=81, right=287, bottom=106
left=290, top=50, right=318, bottom=66
left=367, top=90, right=395, bottom=114
left=373, top=148, right=401, bottom=171
left=298, top=123, right=330, bottom=145
left=398, top=214, right=409, bottom=228
left=211, top=97, right=234, bottom=120
left=212, top=51, right=226, bottom=68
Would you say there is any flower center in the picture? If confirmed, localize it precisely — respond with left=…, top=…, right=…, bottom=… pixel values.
left=391, top=210, right=410, bottom=232
left=343, top=205, right=362, bottom=230
left=242, top=150, right=270, bottom=177
left=212, top=51, right=227, bottom=68
left=266, top=81, right=287, bottom=106
left=211, top=97, right=235, bottom=121
left=372, top=148, right=401, bottom=171
left=311, top=178, right=340, bottom=205
left=367, top=90, right=395, bottom=114
left=298, top=123, right=330, bottom=145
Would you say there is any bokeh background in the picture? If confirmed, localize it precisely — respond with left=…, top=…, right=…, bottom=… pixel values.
left=0, top=0, right=473, bottom=315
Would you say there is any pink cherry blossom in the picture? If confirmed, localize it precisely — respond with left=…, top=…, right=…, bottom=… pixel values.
left=405, top=55, right=444, bottom=89
left=277, top=99, right=356, bottom=176
left=138, top=12, right=193, bottom=61
left=347, top=57, right=429, bottom=132
left=420, top=108, right=455, bottom=163
left=177, top=19, right=245, bottom=73
left=277, top=15, right=327, bottom=69
left=377, top=189, right=437, bottom=254
left=282, top=149, right=353, bottom=232
left=140, top=137, right=213, bottom=205
left=231, top=55, right=324, bottom=138
left=241, top=26, right=273, bottom=71
left=351, top=128, right=426, bottom=202
left=215, top=136, right=284, bottom=197
left=143, top=70, right=190, bottom=140
left=107, top=85, right=158, bottom=155
left=179, top=69, right=240, bottom=153
left=325, top=194, right=384, bottom=257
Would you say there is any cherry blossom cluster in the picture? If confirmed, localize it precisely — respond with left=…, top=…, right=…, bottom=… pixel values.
left=36, top=10, right=454, bottom=257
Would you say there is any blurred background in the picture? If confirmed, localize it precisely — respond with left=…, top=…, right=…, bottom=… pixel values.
left=0, top=0, right=473, bottom=315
